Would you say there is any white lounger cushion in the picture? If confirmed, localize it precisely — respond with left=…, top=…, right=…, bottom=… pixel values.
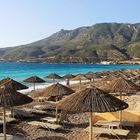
left=84, top=126, right=130, bottom=136
left=27, top=121, right=62, bottom=130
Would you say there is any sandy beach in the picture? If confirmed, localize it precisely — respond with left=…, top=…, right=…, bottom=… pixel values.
left=0, top=68, right=140, bottom=140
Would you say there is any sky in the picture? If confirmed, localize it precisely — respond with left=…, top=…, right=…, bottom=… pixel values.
left=0, top=0, right=140, bottom=48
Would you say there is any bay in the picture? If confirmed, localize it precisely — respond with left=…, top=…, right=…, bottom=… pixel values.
left=0, top=62, right=140, bottom=82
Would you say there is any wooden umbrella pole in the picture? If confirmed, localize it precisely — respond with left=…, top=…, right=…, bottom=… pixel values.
left=89, top=112, right=93, bottom=140
left=79, top=80, right=81, bottom=90
left=33, top=82, right=35, bottom=91
left=119, top=92, right=122, bottom=128
left=56, top=97, right=58, bottom=123
left=3, top=107, right=7, bottom=140
left=80, top=80, right=81, bottom=85
left=33, top=82, right=35, bottom=98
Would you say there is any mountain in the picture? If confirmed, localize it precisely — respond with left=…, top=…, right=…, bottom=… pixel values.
left=0, top=23, right=140, bottom=63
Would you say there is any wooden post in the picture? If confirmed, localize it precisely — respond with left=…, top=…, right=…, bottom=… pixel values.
left=79, top=80, right=81, bottom=90
left=119, top=92, right=122, bottom=128
left=33, top=82, right=35, bottom=98
left=80, top=80, right=81, bottom=85
left=33, top=82, right=35, bottom=91
left=3, top=107, right=7, bottom=140
left=89, top=112, right=93, bottom=140
left=56, top=97, right=58, bottom=123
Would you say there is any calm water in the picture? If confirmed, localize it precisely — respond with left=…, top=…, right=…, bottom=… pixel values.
left=0, top=62, right=140, bottom=82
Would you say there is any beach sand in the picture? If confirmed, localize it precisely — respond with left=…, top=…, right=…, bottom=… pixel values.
left=1, top=68, right=140, bottom=140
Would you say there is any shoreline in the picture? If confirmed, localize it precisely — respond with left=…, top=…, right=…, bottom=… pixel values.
left=0, top=61, right=140, bottom=64
left=18, top=68, right=140, bottom=94
left=18, top=80, right=89, bottom=94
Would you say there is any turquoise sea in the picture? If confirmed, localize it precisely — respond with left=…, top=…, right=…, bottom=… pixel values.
left=0, top=62, right=140, bottom=82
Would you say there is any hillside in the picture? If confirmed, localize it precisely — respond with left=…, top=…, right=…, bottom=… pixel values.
left=0, top=23, right=140, bottom=63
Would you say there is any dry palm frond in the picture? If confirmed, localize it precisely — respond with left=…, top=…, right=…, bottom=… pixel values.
left=57, top=86, right=128, bottom=114
left=0, top=78, right=28, bottom=90
left=24, top=76, right=45, bottom=83
left=0, top=85, right=33, bottom=107
left=40, top=83, right=74, bottom=97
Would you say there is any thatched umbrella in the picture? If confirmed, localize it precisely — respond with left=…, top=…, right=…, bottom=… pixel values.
left=131, top=74, right=140, bottom=82
left=0, top=78, right=28, bottom=90
left=40, top=83, right=74, bottom=122
left=104, top=77, right=140, bottom=128
left=0, top=78, right=29, bottom=117
left=23, top=76, right=45, bottom=98
left=23, top=76, right=45, bottom=90
left=85, top=72, right=95, bottom=82
left=92, top=76, right=116, bottom=90
left=57, top=86, right=128, bottom=140
left=71, top=74, right=88, bottom=84
left=71, top=74, right=89, bottom=90
left=100, top=75, right=116, bottom=82
left=0, top=84, right=33, bottom=140
left=45, top=73, right=62, bottom=83
left=62, top=74, right=75, bottom=85
left=98, top=75, right=116, bottom=84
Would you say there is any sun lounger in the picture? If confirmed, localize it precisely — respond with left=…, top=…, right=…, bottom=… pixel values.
left=0, top=118, right=16, bottom=125
left=121, top=121, right=134, bottom=128
left=23, top=108, right=47, bottom=115
left=33, top=103, right=55, bottom=110
left=94, top=120, right=120, bottom=128
left=27, top=121, right=62, bottom=130
left=41, top=117, right=57, bottom=123
left=84, top=126, right=130, bottom=139
left=13, top=108, right=32, bottom=118
left=94, top=120, right=134, bottom=128
left=0, top=133, right=26, bottom=140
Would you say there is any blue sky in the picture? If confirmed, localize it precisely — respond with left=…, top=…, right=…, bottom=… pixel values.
left=0, top=0, right=140, bottom=48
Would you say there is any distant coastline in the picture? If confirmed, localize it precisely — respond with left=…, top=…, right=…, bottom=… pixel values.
left=0, top=58, right=140, bottom=65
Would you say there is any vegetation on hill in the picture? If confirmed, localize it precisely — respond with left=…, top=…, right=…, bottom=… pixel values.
left=0, top=23, right=140, bottom=63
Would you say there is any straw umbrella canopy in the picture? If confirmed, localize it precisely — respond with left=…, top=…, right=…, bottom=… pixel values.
left=63, top=74, right=75, bottom=79
left=0, top=84, right=33, bottom=140
left=104, top=77, right=140, bottom=93
left=62, top=74, right=75, bottom=85
left=91, top=72, right=102, bottom=80
left=71, top=74, right=89, bottom=90
left=85, top=72, right=96, bottom=82
left=45, top=73, right=62, bottom=83
left=93, top=76, right=116, bottom=90
left=101, top=75, right=116, bottom=82
left=57, top=86, right=128, bottom=140
left=0, top=78, right=28, bottom=90
left=40, top=83, right=74, bottom=122
left=71, top=74, right=88, bottom=84
left=103, top=77, right=140, bottom=128
left=0, top=78, right=29, bottom=117
left=131, top=74, right=140, bottom=82
left=98, top=75, right=116, bottom=84
left=23, top=76, right=45, bottom=98
left=85, top=72, right=102, bottom=83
